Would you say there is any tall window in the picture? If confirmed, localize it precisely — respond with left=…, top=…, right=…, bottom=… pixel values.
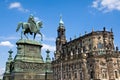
left=102, top=70, right=107, bottom=79
left=105, top=71, right=107, bottom=78
left=63, top=74, right=65, bottom=79
left=89, top=44, right=92, bottom=50
left=83, top=46, right=86, bottom=52
left=97, top=43, right=103, bottom=49
left=90, top=71, right=94, bottom=79
left=75, top=73, right=77, bottom=78
left=115, top=71, right=118, bottom=78
left=69, top=73, right=71, bottom=79
left=80, top=72, right=82, bottom=80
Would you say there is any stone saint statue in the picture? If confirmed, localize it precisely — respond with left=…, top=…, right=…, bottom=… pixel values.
left=16, top=15, right=43, bottom=41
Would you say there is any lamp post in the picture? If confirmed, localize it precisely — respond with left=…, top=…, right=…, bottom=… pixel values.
left=45, top=49, right=51, bottom=80
left=8, top=49, right=13, bottom=61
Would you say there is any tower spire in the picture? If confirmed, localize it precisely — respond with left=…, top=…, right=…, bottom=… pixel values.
left=55, top=15, right=67, bottom=59
left=59, top=14, right=64, bottom=25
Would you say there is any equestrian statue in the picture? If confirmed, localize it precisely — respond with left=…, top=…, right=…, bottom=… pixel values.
left=16, top=15, right=43, bottom=41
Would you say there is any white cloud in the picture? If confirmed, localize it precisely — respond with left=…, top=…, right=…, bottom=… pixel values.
left=9, top=2, right=21, bottom=9
left=0, top=41, right=14, bottom=47
left=42, top=44, right=55, bottom=52
left=0, top=67, right=5, bottom=79
left=34, top=17, right=40, bottom=21
left=9, top=2, right=29, bottom=12
left=92, top=0, right=120, bottom=12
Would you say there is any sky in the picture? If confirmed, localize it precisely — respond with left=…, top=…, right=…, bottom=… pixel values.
left=0, top=0, right=120, bottom=79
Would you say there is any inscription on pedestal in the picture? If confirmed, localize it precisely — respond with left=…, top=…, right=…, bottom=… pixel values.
left=18, top=62, right=45, bottom=71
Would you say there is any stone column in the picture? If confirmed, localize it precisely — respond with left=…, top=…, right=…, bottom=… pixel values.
left=81, top=53, right=89, bottom=80
left=94, top=59, right=101, bottom=80
left=107, top=58, right=115, bottom=80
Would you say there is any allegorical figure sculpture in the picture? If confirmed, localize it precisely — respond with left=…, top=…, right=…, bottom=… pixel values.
left=16, top=15, right=43, bottom=41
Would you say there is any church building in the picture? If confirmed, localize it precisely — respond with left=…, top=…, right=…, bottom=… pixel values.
left=52, top=17, right=120, bottom=80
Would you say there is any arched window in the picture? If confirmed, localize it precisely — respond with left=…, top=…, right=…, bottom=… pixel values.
left=90, top=71, right=94, bottom=79
left=75, top=73, right=77, bottom=78
left=89, top=44, right=92, bottom=50
left=102, top=71, right=107, bottom=79
left=115, top=71, right=118, bottom=78
left=83, top=46, right=86, bottom=52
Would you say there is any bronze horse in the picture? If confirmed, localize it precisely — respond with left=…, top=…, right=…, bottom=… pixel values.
left=16, top=21, right=43, bottom=40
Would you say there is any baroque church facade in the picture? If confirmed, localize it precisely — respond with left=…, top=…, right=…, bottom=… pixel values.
left=52, top=18, right=120, bottom=80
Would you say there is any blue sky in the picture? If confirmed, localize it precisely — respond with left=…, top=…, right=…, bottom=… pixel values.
left=0, top=0, right=120, bottom=78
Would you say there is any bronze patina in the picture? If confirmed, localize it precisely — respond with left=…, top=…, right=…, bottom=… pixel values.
left=16, top=15, right=43, bottom=40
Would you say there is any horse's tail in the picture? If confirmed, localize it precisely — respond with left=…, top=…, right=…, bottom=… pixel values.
left=16, top=22, right=23, bottom=32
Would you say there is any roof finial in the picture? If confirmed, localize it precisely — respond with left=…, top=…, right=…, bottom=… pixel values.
left=103, top=27, right=106, bottom=31
left=70, top=37, right=72, bottom=41
left=59, top=14, right=64, bottom=24
left=85, top=31, right=87, bottom=35
left=111, top=28, right=113, bottom=32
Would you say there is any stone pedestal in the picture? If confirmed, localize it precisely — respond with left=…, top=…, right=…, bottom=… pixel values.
left=3, top=39, right=53, bottom=80
left=3, top=73, right=11, bottom=80
left=15, top=39, right=43, bottom=63
left=11, top=39, right=45, bottom=80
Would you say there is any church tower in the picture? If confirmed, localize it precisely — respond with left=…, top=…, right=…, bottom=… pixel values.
left=55, top=16, right=67, bottom=59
